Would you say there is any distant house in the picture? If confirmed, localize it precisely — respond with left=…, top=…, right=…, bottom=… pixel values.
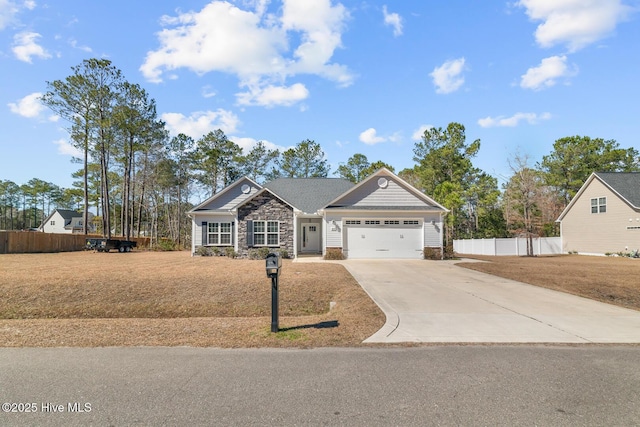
left=39, top=209, right=95, bottom=234
left=188, top=168, right=448, bottom=259
left=556, top=172, right=640, bottom=254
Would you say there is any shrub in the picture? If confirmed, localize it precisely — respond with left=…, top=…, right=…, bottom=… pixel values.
left=273, top=249, right=289, bottom=259
left=225, top=247, right=238, bottom=258
left=423, top=247, right=441, bottom=260
left=212, top=247, right=221, bottom=256
left=195, top=246, right=213, bottom=257
left=324, top=248, right=344, bottom=260
left=249, top=247, right=271, bottom=260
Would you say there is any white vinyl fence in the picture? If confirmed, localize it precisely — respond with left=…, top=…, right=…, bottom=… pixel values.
left=453, top=237, right=562, bottom=256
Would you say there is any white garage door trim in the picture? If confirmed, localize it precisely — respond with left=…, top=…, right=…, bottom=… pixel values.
left=344, top=219, right=423, bottom=259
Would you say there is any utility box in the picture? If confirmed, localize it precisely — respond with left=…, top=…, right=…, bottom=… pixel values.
left=265, top=253, right=281, bottom=278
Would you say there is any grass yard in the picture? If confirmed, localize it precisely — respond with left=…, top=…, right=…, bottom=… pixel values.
left=2, top=251, right=639, bottom=348
left=0, top=251, right=384, bottom=348
left=456, top=255, right=640, bottom=311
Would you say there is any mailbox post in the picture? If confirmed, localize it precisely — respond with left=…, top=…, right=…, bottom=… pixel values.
left=265, top=253, right=282, bottom=332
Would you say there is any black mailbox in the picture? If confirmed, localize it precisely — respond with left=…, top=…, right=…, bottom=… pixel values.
left=265, top=253, right=281, bottom=278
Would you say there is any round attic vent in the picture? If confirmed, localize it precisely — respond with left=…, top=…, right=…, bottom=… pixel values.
left=377, top=177, right=388, bottom=188
left=241, top=184, right=251, bottom=194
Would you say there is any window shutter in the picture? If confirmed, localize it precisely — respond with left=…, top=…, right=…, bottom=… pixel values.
left=201, top=221, right=208, bottom=245
left=247, top=220, right=253, bottom=247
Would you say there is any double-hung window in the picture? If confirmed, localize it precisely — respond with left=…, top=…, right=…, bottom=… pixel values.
left=590, top=197, right=606, bottom=214
left=253, top=220, right=279, bottom=246
left=208, top=222, right=232, bottom=245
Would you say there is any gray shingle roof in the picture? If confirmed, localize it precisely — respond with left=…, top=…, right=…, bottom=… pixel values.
left=56, top=209, right=82, bottom=221
left=263, top=178, right=354, bottom=214
left=595, top=172, right=640, bottom=208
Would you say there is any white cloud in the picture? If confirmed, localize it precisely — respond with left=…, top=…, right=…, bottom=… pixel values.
left=161, top=109, right=241, bottom=138
left=359, top=128, right=386, bottom=145
left=0, top=0, right=19, bottom=30
left=520, top=55, right=577, bottom=90
left=236, top=82, right=309, bottom=107
left=12, top=31, right=51, bottom=63
left=477, top=112, right=552, bottom=128
left=8, top=92, right=44, bottom=118
left=140, top=0, right=352, bottom=107
left=201, top=85, right=216, bottom=98
left=54, top=139, right=83, bottom=157
left=231, top=136, right=286, bottom=153
left=383, top=5, right=403, bottom=37
left=69, top=39, right=92, bottom=53
left=412, top=124, right=434, bottom=140
left=430, top=57, right=466, bottom=94
left=517, top=0, right=633, bottom=52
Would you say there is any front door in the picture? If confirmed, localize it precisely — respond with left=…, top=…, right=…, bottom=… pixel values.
left=301, top=223, right=321, bottom=253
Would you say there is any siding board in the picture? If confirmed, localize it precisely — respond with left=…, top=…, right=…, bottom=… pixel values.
left=335, top=178, right=433, bottom=208
left=562, top=178, right=640, bottom=254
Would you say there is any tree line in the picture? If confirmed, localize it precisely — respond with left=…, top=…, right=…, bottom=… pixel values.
left=2, top=58, right=639, bottom=251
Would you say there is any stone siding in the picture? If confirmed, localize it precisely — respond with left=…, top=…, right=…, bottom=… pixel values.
left=237, top=192, right=294, bottom=258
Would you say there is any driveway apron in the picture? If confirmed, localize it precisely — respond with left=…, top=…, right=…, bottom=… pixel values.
left=341, top=259, right=640, bottom=344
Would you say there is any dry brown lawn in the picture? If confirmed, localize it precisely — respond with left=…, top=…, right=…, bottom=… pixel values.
left=0, top=251, right=384, bottom=348
left=457, top=255, right=640, bottom=311
left=3, top=251, right=638, bottom=348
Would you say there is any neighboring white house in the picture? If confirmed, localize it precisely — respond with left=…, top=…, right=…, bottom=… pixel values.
left=188, top=168, right=448, bottom=259
left=39, top=209, right=95, bottom=234
left=556, top=172, right=640, bottom=255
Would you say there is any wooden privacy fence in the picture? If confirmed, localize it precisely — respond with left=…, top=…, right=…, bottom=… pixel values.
left=0, top=231, right=150, bottom=254
left=453, top=237, right=563, bottom=256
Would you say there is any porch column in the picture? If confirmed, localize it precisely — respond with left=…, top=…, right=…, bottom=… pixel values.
left=292, top=211, right=298, bottom=259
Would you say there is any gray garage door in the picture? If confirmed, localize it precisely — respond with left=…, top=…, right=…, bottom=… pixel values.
left=344, top=220, right=423, bottom=259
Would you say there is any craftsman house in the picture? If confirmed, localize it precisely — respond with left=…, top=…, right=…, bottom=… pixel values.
left=556, top=172, right=640, bottom=255
left=188, top=168, right=448, bottom=259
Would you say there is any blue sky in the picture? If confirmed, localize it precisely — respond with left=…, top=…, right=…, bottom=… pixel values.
left=2, top=0, right=639, bottom=192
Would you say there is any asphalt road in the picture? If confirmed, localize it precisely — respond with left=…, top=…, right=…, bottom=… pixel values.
left=1, top=346, right=639, bottom=426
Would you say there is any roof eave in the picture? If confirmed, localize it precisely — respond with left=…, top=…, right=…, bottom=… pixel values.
left=188, top=176, right=262, bottom=213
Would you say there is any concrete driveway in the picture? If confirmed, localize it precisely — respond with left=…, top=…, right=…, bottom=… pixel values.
left=341, top=259, right=640, bottom=344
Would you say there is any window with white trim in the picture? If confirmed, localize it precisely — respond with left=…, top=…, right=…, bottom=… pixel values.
left=253, top=220, right=280, bottom=246
left=345, top=220, right=361, bottom=225
left=365, top=220, right=380, bottom=225
left=208, top=222, right=232, bottom=245
left=591, top=197, right=606, bottom=214
left=384, top=220, right=400, bottom=225
left=404, top=220, right=420, bottom=225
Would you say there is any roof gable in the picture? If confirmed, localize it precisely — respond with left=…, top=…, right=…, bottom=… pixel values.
left=557, top=172, right=640, bottom=221
left=324, top=168, right=448, bottom=211
left=189, top=177, right=261, bottom=213
left=263, top=178, right=354, bottom=214
left=235, top=187, right=296, bottom=211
